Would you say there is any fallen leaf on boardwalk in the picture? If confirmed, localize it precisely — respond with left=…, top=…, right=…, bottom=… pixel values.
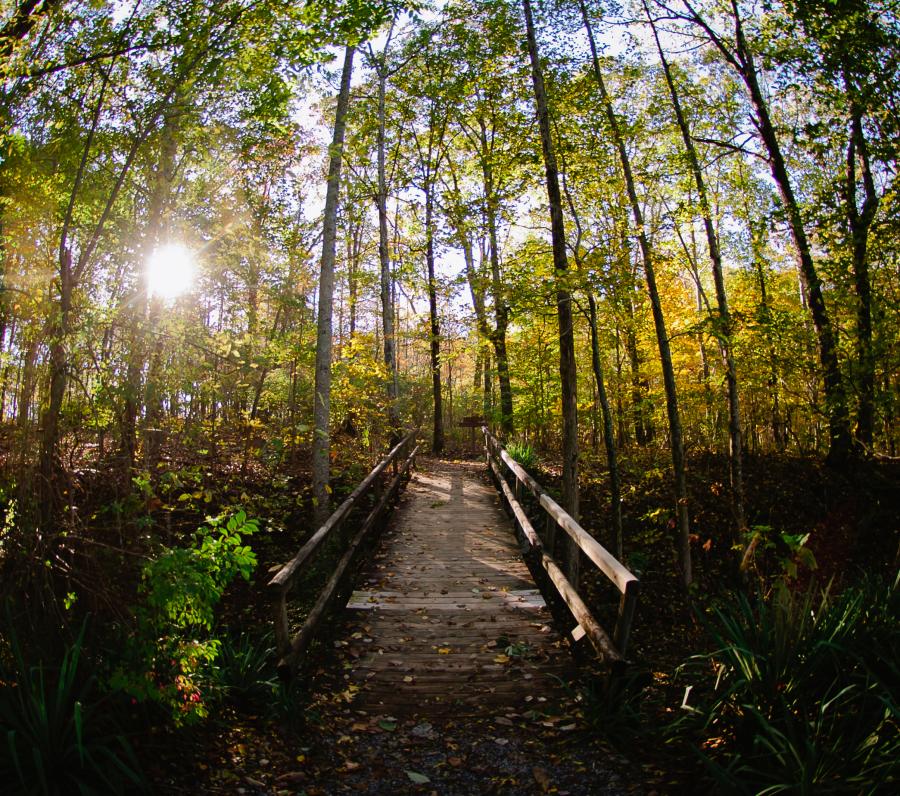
left=378, top=719, right=398, bottom=732
left=494, top=717, right=514, bottom=726
left=437, top=647, right=452, bottom=654
left=275, top=771, right=307, bottom=784
left=533, top=767, right=552, bottom=792
left=494, top=737, right=509, bottom=746
left=405, top=770, right=430, bottom=784
left=345, top=761, right=361, bottom=771
left=403, top=675, right=415, bottom=683
left=493, top=654, right=510, bottom=664
left=351, top=723, right=369, bottom=732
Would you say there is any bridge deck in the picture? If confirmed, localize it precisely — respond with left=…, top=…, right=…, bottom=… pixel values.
left=328, top=458, right=576, bottom=718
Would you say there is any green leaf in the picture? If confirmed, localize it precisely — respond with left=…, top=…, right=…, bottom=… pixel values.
left=405, top=770, right=430, bottom=784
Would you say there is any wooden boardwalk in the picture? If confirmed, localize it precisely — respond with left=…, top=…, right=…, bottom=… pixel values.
left=330, top=458, right=576, bottom=718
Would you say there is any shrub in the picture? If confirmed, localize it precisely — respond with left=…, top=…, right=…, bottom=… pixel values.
left=111, top=511, right=258, bottom=723
left=673, top=577, right=899, bottom=793
left=0, top=625, right=145, bottom=795
left=506, top=440, right=537, bottom=471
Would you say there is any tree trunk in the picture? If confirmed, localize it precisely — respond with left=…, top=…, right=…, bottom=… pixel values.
left=523, top=0, right=580, bottom=587
left=845, top=95, right=878, bottom=452
left=312, top=45, right=354, bottom=526
left=475, top=118, right=515, bottom=438
left=646, top=1, right=746, bottom=533
left=39, top=248, right=72, bottom=524
left=426, top=182, right=444, bottom=453
left=580, top=0, right=691, bottom=587
left=372, top=37, right=400, bottom=438
left=684, top=0, right=850, bottom=465
left=588, top=290, right=623, bottom=559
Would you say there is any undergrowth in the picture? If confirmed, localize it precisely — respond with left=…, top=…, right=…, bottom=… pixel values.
left=670, top=576, right=899, bottom=793
left=0, top=623, right=146, bottom=795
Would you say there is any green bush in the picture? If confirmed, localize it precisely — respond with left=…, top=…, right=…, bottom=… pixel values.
left=111, top=511, right=258, bottom=724
left=0, top=625, right=145, bottom=795
left=506, top=440, right=537, bottom=470
left=673, top=577, right=899, bottom=793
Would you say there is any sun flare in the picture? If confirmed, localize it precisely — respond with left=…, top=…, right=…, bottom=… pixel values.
left=146, top=243, right=196, bottom=301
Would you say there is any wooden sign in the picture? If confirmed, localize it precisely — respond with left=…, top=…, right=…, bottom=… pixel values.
left=459, top=415, right=485, bottom=428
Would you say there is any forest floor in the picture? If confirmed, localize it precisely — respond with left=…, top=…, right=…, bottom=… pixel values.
left=131, top=440, right=899, bottom=795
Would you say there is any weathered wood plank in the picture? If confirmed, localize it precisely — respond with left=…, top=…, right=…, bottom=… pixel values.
left=328, top=458, right=577, bottom=717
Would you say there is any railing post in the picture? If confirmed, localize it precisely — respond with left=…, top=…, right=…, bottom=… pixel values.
left=544, top=513, right=557, bottom=558
left=613, top=579, right=639, bottom=658
left=273, top=589, right=290, bottom=659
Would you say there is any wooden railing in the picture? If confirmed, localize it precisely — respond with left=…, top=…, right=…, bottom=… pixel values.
left=269, top=430, right=419, bottom=673
left=484, top=429, right=639, bottom=666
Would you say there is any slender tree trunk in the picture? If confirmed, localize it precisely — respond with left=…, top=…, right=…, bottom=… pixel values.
left=580, top=0, right=691, bottom=586
left=683, top=0, right=850, bottom=465
left=588, top=290, right=623, bottom=558
left=523, top=0, right=580, bottom=588
left=624, top=312, right=650, bottom=445
left=120, top=293, right=144, bottom=475
left=143, top=297, right=165, bottom=472
left=372, top=38, right=400, bottom=437
left=39, top=250, right=72, bottom=523
left=845, top=95, right=878, bottom=452
left=447, top=164, right=502, bottom=433
left=475, top=118, right=515, bottom=438
left=483, top=348, right=492, bottom=420
left=347, top=213, right=362, bottom=340
left=312, top=45, right=354, bottom=526
left=142, top=105, right=181, bottom=475
left=740, top=172, right=784, bottom=450
left=646, top=2, right=746, bottom=533
left=425, top=183, right=444, bottom=453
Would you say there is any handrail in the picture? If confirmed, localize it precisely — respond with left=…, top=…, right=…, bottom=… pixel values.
left=269, top=430, right=418, bottom=672
left=483, top=428, right=639, bottom=662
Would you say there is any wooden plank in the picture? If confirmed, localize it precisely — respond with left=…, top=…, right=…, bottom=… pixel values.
left=322, top=458, right=577, bottom=717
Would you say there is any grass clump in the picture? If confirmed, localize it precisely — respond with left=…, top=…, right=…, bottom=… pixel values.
left=0, top=624, right=146, bottom=795
left=672, top=576, right=899, bottom=793
left=506, top=440, right=537, bottom=471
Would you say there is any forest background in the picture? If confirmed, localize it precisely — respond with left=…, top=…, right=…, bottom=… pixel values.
left=0, top=0, right=897, bottom=792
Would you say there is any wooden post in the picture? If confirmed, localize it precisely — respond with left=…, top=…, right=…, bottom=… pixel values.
left=613, top=579, right=639, bottom=657
left=544, top=513, right=557, bottom=558
left=273, top=590, right=290, bottom=659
